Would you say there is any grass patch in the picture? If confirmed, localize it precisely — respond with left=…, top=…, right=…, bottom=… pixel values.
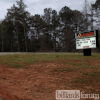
left=70, top=62, right=79, bottom=66
left=92, top=53, right=100, bottom=59
left=0, top=52, right=99, bottom=68
left=73, top=78, right=86, bottom=84
left=72, top=71, right=100, bottom=85
left=8, top=63, right=23, bottom=68
left=0, top=61, right=5, bottom=64
left=69, top=62, right=90, bottom=68
left=72, top=74, right=100, bottom=85
left=56, top=55, right=59, bottom=58
left=83, top=72, right=100, bottom=76
left=79, top=64, right=90, bottom=68
left=50, top=67, right=75, bottom=72
left=89, top=73, right=99, bottom=76
left=10, top=64, right=23, bottom=68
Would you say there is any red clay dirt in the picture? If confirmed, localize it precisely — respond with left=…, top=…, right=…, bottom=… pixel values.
left=0, top=58, right=100, bottom=100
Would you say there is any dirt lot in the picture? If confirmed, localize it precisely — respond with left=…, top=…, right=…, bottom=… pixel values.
left=0, top=54, right=100, bottom=100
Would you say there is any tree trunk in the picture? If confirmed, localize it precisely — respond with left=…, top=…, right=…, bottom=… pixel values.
left=24, top=25, right=27, bottom=52
left=1, top=25, right=3, bottom=52
left=1, top=36, right=3, bottom=52
left=76, top=24, right=77, bottom=32
left=91, top=10, right=93, bottom=30
left=16, top=26, right=20, bottom=52
left=54, top=33, right=56, bottom=52
left=11, top=39, right=13, bottom=52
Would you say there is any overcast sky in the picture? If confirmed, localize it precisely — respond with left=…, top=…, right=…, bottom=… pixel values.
left=0, top=0, right=96, bottom=20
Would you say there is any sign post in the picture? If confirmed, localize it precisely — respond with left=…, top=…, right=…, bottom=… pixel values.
left=75, top=30, right=99, bottom=56
left=83, top=48, right=91, bottom=56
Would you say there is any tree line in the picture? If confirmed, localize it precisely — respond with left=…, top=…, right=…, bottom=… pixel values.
left=0, top=0, right=100, bottom=52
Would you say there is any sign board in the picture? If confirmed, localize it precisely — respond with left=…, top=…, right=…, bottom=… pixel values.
left=75, top=30, right=97, bottom=49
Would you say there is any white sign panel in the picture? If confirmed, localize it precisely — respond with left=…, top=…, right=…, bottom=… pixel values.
left=76, top=37, right=96, bottom=49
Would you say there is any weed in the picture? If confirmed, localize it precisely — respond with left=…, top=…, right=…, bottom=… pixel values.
left=9, top=64, right=23, bottom=68
left=69, top=62, right=90, bottom=68
left=50, top=68, right=74, bottom=72
left=74, top=79, right=79, bottom=82
left=79, top=64, right=90, bottom=68
left=56, top=55, right=59, bottom=57
left=73, top=78, right=86, bottom=84
left=89, top=73, right=99, bottom=76
left=83, top=72, right=99, bottom=76
left=83, top=73, right=89, bottom=75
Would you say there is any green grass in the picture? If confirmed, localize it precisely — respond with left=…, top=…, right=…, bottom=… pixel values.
left=69, top=62, right=90, bottom=68
left=8, top=64, right=23, bottom=68
left=72, top=70, right=100, bottom=85
left=0, top=53, right=82, bottom=68
left=83, top=71, right=100, bottom=76
left=0, top=52, right=98, bottom=68
left=73, top=78, right=87, bottom=84
left=92, top=53, right=100, bottom=59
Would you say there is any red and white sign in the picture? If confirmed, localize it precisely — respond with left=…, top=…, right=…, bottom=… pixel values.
left=75, top=31, right=96, bottom=50
left=77, top=31, right=95, bottom=38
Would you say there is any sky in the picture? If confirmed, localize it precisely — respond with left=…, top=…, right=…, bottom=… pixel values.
left=0, top=0, right=96, bottom=20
